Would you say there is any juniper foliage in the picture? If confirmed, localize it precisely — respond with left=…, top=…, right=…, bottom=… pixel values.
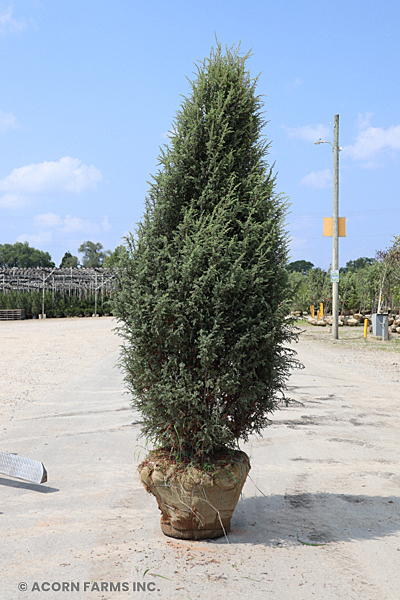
left=114, top=43, right=300, bottom=462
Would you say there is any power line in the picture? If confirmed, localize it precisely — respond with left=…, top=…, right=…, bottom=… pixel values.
left=291, top=233, right=394, bottom=241
left=288, top=208, right=400, bottom=219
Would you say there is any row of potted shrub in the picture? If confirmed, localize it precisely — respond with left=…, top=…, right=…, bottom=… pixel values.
left=45, top=306, right=113, bottom=318
left=0, top=291, right=114, bottom=318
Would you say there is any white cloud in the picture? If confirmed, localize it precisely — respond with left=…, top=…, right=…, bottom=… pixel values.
left=0, top=6, right=26, bottom=34
left=17, top=231, right=53, bottom=245
left=0, top=156, right=102, bottom=196
left=284, top=77, right=304, bottom=92
left=31, top=212, right=111, bottom=237
left=102, top=215, right=112, bottom=231
left=0, top=193, right=27, bottom=208
left=34, top=213, right=63, bottom=228
left=357, top=112, right=374, bottom=131
left=300, top=169, right=332, bottom=189
left=0, top=108, right=20, bottom=132
left=289, top=236, right=308, bottom=250
left=342, top=115, right=400, bottom=165
left=282, top=123, right=331, bottom=143
left=63, top=215, right=90, bottom=233
left=289, top=215, right=315, bottom=231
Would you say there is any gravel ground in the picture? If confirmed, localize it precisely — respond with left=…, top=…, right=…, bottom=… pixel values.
left=1, top=317, right=400, bottom=600
left=295, top=322, right=400, bottom=384
left=0, top=317, right=121, bottom=430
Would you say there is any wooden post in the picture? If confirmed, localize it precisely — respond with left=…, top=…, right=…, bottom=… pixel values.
left=95, top=271, right=98, bottom=316
left=42, top=271, right=45, bottom=317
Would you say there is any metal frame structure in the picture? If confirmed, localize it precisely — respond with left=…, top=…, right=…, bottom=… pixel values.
left=0, top=267, right=117, bottom=315
left=0, top=267, right=116, bottom=293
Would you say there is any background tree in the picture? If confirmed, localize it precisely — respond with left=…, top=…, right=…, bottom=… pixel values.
left=113, top=42, right=299, bottom=463
left=102, top=244, right=127, bottom=268
left=286, top=257, right=387, bottom=315
left=287, top=266, right=330, bottom=313
left=59, top=251, right=79, bottom=268
left=340, top=256, right=375, bottom=273
left=0, top=242, right=54, bottom=268
left=286, top=260, right=314, bottom=274
left=287, top=270, right=311, bottom=312
left=376, top=236, right=400, bottom=313
left=78, top=241, right=110, bottom=267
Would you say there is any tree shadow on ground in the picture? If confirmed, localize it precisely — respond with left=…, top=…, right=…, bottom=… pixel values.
left=209, top=491, right=400, bottom=546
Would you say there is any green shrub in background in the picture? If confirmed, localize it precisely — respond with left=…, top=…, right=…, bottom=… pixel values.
left=31, top=292, right=42, bottom=315
left=0, top=290, right=114, bottom=317
left=286, top=256, right=400, bottom=315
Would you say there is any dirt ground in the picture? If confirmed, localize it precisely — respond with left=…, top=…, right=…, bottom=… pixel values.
left=1, top=317, right=399, bottom=599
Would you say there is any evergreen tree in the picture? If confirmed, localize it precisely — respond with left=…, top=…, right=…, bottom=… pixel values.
left=60, top=251, right=79, bottom=268
left=114, top=43, right=299, bottom=463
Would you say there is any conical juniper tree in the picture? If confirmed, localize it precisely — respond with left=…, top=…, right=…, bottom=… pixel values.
left=114, top=42, right=300, bottom=464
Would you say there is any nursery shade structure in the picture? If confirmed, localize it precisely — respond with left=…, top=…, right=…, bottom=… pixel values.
left=0, top=267, right=117, bottom=296
left=114, top=43, right=299, bottom=463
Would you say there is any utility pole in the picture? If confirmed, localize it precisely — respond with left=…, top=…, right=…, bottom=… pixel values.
left=315, top=114, right=341, bottom=340
left=332, top=114, right=339, bottom=340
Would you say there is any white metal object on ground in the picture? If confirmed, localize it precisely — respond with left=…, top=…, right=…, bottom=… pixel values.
left=0, top=452, right=47, bottom=484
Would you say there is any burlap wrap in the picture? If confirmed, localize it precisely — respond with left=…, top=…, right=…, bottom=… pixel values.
left=139, top=450, right=250, bottom=540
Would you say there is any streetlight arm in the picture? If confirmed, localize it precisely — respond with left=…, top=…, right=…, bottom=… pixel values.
left=314, top=139, right=342, bottom=151
left=314, top=139, right=333, bottom=148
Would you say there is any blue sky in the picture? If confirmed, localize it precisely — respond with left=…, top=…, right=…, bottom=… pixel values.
left=1, top=0, right=399, bottom=268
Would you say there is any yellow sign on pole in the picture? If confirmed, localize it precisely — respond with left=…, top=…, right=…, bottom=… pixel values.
left=323, top=217, right=346, bottom=237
